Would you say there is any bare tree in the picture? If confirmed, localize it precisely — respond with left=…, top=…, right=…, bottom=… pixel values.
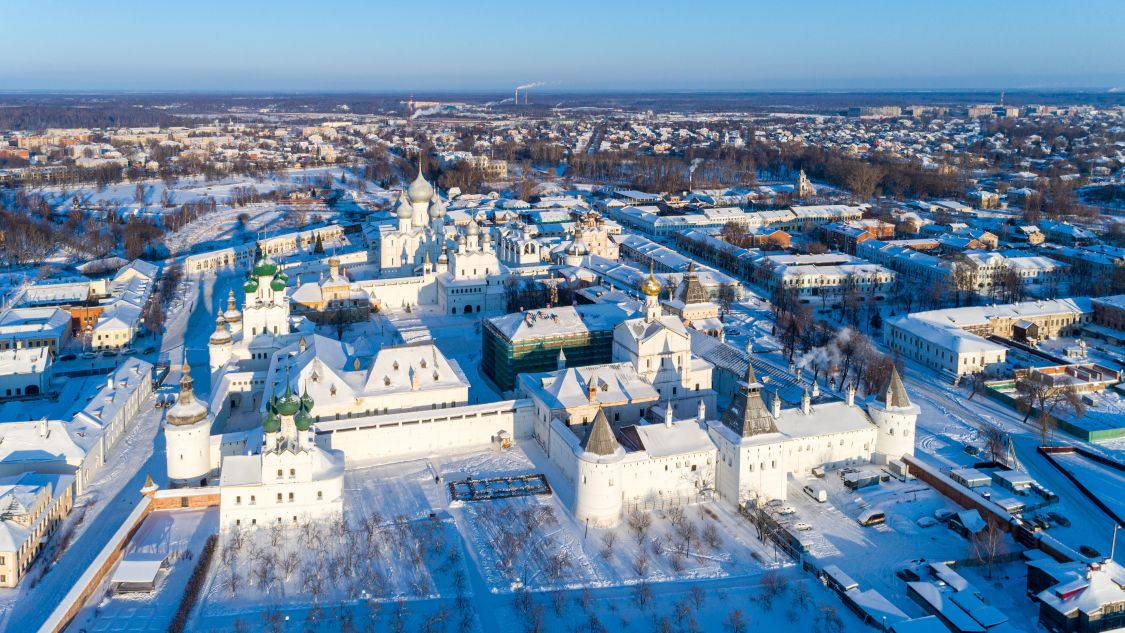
left=599, top=531, right=618, bottom=560
left=1015, top=370, right=1086, bottom=444
left=724, top=608, right=749, bottom=633
left=626, top=507, right=652, bottom=545
left=971, top=516, right=1008, bottom=579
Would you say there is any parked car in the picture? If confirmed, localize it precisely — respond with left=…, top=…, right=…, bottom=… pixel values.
left=777, top=506, right=796, bottom=515
left=58, top=353, right=76, bottom=361
left=934, top=509, right=955, bottom=523
left=858, top=509, right=886, bottom=527
left=1047, top=512, right=1071, bottom=528
left=1080, top=545, right=1102, bottom=559
left=794, top=522, right=813, bottom=532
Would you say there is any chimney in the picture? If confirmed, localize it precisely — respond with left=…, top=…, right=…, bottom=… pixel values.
left=795, top=367, right=803, bottom=383
left=697, top=398, right=706, bottom=422
left=771, top=391, right=781, bottom=418
left=811, top=380, right=820, bottom=398
left=587, top=382, right=597, bottom=402
left=664, top=401, right=673, bottom=428
left=846, top=382, right=856, bottom=407
left=801, top=387, right=811, bottom=415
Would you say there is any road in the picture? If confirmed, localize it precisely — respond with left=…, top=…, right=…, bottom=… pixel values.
left=1, top=273, right=218, bottom=632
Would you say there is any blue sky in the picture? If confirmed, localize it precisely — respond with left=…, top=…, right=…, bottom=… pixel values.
left=2, top=0, right=1123, bottom=92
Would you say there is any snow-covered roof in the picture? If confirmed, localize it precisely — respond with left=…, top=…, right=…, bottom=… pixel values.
left=632, top=419, right=714, bottom=457
left=521, top=363, right=659, bottom=410
left=488, top=304, right=632, bottom=342
left=219, top=454, right=262, bottom=486
left=112, top=557, right=164, bottom=584
left=0, top=346, right=50, bottom=376
left=1038, top=560, right=1125, bottom=618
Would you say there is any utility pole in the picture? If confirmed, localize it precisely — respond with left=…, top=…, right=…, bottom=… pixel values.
left=1112, top=524, right=1120, bottom=562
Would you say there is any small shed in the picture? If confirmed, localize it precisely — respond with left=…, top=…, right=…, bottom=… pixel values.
left=823, top=564, right=860, bottom=593
left=1013, top=319, right=1040, bottom=342
left=991, top=469, right=1033, bottom=492
left=949, top=468, right=991, bottom=489
left=949, top=510, right=988, bottom=538
left=111, top=556, right=166, bottom=593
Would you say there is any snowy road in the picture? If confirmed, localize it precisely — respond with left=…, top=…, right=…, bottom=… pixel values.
left=0, top=272, right=221, bottom=632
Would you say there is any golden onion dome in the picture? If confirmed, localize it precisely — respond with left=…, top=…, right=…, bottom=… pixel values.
left=640, top=265, right=662, bottom=297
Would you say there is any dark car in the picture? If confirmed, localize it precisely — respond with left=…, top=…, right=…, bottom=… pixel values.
left=1047, top=512, right=1071, bottom=528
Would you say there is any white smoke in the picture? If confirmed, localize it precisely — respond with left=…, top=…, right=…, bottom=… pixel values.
left=794, top=327, right=854, bottom=372
left=689, top=158, right=705, bottom=175
left=516, top=82, right=547, bottom=91
left=485, top=97, right=515, bottom=107
left=410, top=106, right=443, bottom=120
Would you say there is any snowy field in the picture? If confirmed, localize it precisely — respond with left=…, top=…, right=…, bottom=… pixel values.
left=178, top=443, right=789, bottom=632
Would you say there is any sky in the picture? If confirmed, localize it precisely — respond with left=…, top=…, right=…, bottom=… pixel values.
left=2, top=0, right=1123, bottom=92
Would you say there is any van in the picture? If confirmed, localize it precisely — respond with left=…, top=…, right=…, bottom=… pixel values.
left=803, top=484, right=827, bottom=503
left=858, top=509, right=886, bottom=527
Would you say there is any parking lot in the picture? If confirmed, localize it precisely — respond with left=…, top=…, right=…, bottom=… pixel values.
left=767, top=466, right=991, bottom=619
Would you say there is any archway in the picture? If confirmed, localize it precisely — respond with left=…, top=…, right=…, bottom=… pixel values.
left=25, top=385, right=39, bottom=396
left=463, top=305, right=473, bottom=314
left=451, top=306, right=458, bottom=314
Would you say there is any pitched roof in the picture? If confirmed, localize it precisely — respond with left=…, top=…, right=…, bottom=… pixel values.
left=674, top=262, right=710, bottom=305
left=720, top=357, right=777, bottom=437
left=582, top=408, right=620, bottom=456
left=879, top=366, right=912, bottom=409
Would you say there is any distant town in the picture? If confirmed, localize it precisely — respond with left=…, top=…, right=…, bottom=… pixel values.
left=1, top=91, right=1124, bottom=633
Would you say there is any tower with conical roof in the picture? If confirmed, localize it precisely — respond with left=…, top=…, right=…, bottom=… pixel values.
left=674, top=261, right=709, bottom=306
left=866, top=365, right=920, bottom=463
left=573, top=406, right=625, bottom=528
left=720, top=350, right=778, bottom=437
left=164, top=362, right=214, bottom=487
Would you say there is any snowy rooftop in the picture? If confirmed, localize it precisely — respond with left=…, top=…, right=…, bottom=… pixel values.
left=1038, top=560, right=1125, bottom=617
left=219, top=454, right=262, bottom=487
left=631, top=419, right=714, bottom=457
left=487, top=304, right=632, bottom=341
left=263, top=334, right=468, bottom=409
left=0, top=346, right=50, bottom=375
left=520, top=363, right=659, bottom=411
left=0, top=307, right=71, bottom=336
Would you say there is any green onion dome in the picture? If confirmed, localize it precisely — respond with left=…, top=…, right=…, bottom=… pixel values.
left=294, top=409, right=313, bottom=431
left=270, top=274, right=287, bottom=292
left=262, top=410, right=281, bottom=434
left=300, top=387, right=314, bottom=412
left=253, top=253, right=278, bottom=278
left=243, top=276, right=259, bottom=293
left=274, top=383, right=301, bottom=417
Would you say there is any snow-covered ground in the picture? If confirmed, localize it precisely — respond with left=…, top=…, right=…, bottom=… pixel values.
left=1050, top=451, right=1125, bottom=522
left=182, top=441, right=788, bottom=632
left=65, top=508, right=219, bottom=633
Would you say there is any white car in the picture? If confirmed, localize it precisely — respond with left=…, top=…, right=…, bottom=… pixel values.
left=778, top=506, right=797, bottom=515
left=794, top=522, right=813, bottom=532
